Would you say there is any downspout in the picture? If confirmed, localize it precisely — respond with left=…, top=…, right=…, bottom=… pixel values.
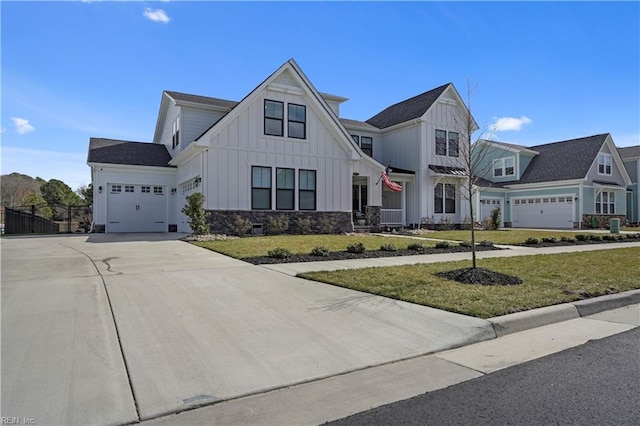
left=579, top=183, right=583, bottom=229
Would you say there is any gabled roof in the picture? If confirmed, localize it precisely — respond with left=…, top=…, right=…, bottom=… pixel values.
left=164, top=91, right=238, bottom=109
left=366, top=83, right=450, bottom=129
left=619, top=145, right=640, bottom=159
left=477, top=139, right=539, bottom=156
left=87, top=138, right=173, bottom=167
left=517, top=134, right=609, bottom=184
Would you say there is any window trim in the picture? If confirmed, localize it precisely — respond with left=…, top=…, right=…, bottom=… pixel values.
left=287, top=103, right=306, bottom=139
left=595, top=191, right=615, bottom=215
left=493, top=157, right=516, bottom=177
left=264, top=100, right=284, bottom=137
left=598, top=153, right=612, bottom=176
left=252, top=166, right=272, bottom=210
left=299, top=169, right=317, bottom=211
left=276, top=167, right=295, bottom=210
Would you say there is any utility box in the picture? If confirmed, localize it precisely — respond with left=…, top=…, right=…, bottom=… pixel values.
left=609, top=218, right=620, bottom=234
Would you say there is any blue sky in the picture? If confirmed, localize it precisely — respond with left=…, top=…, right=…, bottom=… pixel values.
left=2, top=1, right=639, bottom=190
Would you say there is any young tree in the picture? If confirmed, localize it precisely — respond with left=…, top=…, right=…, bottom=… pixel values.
left=182, top=192, right=211, bottom=235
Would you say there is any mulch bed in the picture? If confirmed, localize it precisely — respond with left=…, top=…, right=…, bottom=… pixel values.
left=436, top=267, right=523, bottom=286
left=519, top=235, right=640, bottom=248
left=243, top=245, right=501, bottom=265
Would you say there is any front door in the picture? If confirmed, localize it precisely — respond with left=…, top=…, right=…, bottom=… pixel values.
left=352, top=184, right=367, bottom=216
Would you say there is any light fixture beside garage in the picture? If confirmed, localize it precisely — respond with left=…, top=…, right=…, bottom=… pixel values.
left=194, top=177, right=202, bottom=187
left=98, top=186, right=103, bottom=193
left=171, top=188, right=177, bottom=194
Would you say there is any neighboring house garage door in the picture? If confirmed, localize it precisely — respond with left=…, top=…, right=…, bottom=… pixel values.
left=511, top=196, right=574, bottom=229
left=480, top=199, right=502, bottom=223
left=107, top=184, right=167, bottom=232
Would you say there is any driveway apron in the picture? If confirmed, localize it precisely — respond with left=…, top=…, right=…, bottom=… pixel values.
left=2, top=234, right=495, bottom=422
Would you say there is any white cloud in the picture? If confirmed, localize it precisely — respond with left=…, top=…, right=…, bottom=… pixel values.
left=489, top=116, right=532, bottom=132
left=143, top=8, right=170, bottom=23
left=11, top=117, right=36, bottom=134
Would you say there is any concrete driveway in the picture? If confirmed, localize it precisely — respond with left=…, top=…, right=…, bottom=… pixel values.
left=1, top=234, right=494, bottom=424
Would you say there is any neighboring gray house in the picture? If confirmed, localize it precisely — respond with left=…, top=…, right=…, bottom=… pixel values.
left=473, top=134, right=632, bottom=229
left=619, top=145, right=640, bottom=223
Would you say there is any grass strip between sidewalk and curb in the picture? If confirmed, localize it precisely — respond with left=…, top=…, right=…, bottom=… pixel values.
left=297, top=247, right=640, bottom=319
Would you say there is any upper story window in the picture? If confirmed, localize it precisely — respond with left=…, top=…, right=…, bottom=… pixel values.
left=598, top=153, right=612, bottom=175
left=350, top=135, right=373, bottom=156
left=264, top=100, right=284, bottom=136
left=435, top=130, right=447, bottom=156
left=493, top=157, right=515, bottom=177
left=264, top=99, right=307, bottom=139
left=435, top=130, right=459, bottom=157
left=172, top=117, right=180, bottom=149
left=288, top=104, right=306, bottom=139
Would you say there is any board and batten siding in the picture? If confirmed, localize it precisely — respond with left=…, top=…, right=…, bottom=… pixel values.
left=202, top=89, right=358, bottom=212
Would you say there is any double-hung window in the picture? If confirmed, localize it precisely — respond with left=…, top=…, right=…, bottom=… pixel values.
left=299, top=170, right=316, bottom=210
left=493, top=157, right=515, bottom=177
left=434, top=183, right=456, bottom=214
left=448, top=132, right=459, bottom=157
left=595, top=191, right=615, bottom=214
left=435, top=130, right=447, bottom=156
left=264, top=100, right=284, bottom=137
left=598, top=154, right=612, bottom=175
left=252, top=166, right=272, bottom=210
left=276, top=168, right=295, bottom=210
left=360, top=136, right=373, bottom=156
left=288, top=104, right=306, bottom=139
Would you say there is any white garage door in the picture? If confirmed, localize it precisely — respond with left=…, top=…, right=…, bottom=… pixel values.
left=512, top=196, right=574, bottom=229
left=480, top=199, right=502, bottom=222
left=107, top=184, right=167, bottom=233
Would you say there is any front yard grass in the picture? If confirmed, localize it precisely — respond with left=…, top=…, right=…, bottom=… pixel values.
left=298, top=247, right=640, bottom=319
left=193, top=234, right=436, bottom=259
left=420, top=230, right=603, bottom=245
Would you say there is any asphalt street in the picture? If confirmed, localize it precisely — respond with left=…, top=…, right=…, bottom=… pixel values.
left=329, top=327, right=640, bottom=426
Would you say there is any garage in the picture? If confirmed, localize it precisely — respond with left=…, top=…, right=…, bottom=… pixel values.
left=511, top=196, right=574, bottom=229
left=107, top=184, right=167, bottom=233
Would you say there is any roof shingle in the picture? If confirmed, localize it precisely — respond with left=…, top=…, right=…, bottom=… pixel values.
left=164, top=91, right=238, bottom=110
left=88, top=138, right=174, bottom=167
left=366, top=84, right=450, bottom=129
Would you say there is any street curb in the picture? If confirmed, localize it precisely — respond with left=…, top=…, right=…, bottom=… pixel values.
left=488, top=289, right=640, bottom=337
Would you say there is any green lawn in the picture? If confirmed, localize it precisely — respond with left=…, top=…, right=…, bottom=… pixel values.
left=298, top=248, right=640, bottom=319
left=193, top=234, right=435, bottom=258
left=418, top=229, right=604, bottom=245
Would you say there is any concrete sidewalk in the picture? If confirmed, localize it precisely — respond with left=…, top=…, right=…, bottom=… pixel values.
left=261, top=241, right=640, bottom=275
left=144, top=302, right=640, bottom=425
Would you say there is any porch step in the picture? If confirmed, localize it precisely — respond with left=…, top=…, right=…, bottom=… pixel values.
left=353, top=225, right=371, bottom=234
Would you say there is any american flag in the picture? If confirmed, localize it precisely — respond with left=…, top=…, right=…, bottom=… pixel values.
left=382, top=166, right=402, bottom=192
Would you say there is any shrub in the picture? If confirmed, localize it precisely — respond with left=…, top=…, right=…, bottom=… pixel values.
left=438, top=216, right=454, bottom=230
left=524, top=237, right=539, bottom=245
left=319, top=217, right=337, bottom=234
left=541, top=237, right=557, bottom=243
left=181, top=192, right=211, bottom=235
left=266, top=215, right=289, bottom=235
left=589, top=235, right=602, bottom=241
left=435, top=241, right=450, bottom=249
left=380, top=243, right=398, bottom=252
left=458, top=241, right=472, bottom=248
left=575, top=234, right=588, bottom=241
left=407, top=243, right=425, bottom=252
left=267, top=247, right=291, bottom=259
left=478, top=240, right=494, bottom=247
left=295, top=217, right=313, bottom=235
left=491, top=206, right=501, bottom=230
left=310, top=246, right=330, bottom=257
left=561, top=236, right=575, bottom=243
left=346, top=242, right=366, bottom=253
left=227, top=215, right=252, bottom=236
left=602, top=235, right=615, bottom=241
left=481, top=217, right=494, bottom=231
